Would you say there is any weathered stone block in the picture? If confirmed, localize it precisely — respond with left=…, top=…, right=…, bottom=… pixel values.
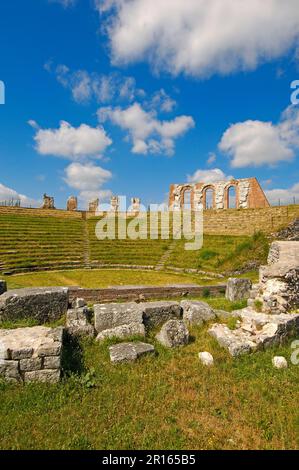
left=96, top=322, right=145, bottom=342
left=71, top=298, right=87, bottom=309
left=0, top=287, right=68, bottom=323
left=43, top=356, right=61, bottom=369
left=0, top=326, right=63, bottom=383
left=141, top=301, right=183, bottom=329
left=94, top=302, right=143, bottom=333
left=225, top=278, right=252, bottom=301
left=0, top=360, right=21, bottom=381
left=0, top=280, right=7, bottom=296
left=24, top=369, right=60, bottom=384
left=181, top=300, right=215, bottom=326
left=19, top=357, right=42, bottom=372
left=156, top=320, right=189, bottom=348
left=109, top=342, right=155, bottom=363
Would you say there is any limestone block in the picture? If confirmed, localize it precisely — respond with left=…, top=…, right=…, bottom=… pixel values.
left=140, top=301, right=183, bottom=329
left=225, top=278, right=252, bottom=301
left=19, top=357, right=42, bottom=372
left=94, top=302, right=143, bottom=333
left=96, top=322, right=145, bottom=342
left=24, top=369, right=60, bottom=384
left=181, top=300, right=215, bottom=326
left=109, top=342, right=155, bottom=363
left=0, top=287, right=69, bottom=323
left=156, top=320, right=189, bottom=348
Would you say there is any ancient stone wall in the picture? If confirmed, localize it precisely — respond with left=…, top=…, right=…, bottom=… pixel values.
left=169, top=177, right=270, bottom=211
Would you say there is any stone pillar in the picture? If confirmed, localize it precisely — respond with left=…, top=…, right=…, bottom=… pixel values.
left=110, top=196, right=119, bottom=212
left=131, top=197, right=140, bottom=213
left=89, top=199, right=99, bottom=213
left=67, top=196, right=78, bottom=211
left=42, top=194, right=55, bottom=209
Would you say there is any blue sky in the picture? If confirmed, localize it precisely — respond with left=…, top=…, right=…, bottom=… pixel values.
left=1, top=0, right=299, bottom=209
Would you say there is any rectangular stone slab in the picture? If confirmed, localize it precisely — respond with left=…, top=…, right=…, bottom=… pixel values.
left=94, top=302, right=143, bottom=333
left=0, top=287, right=68, bottom=323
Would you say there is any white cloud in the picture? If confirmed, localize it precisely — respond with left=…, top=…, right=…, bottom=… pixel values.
left=207, top=152, right=216, bottom=165
left=219, top=106, right=299, bottom=168
left=187, top=168, right=233, bottom=184
left=30, top=120, right=112, bottom=160
left=49, top=0, right=76, bottom=8
left=64, top=162, right=113, bottom=205
left=0, top=183, right=38, bottom=207
left=97, top=0, right=299, bottom=77
left=98, top=102, right=194, bottom=155
left=150, top=89, right=176, bottom=113
left=50, top=65, right=144, bottom=105
left=265, top=182, right=299, bottom=205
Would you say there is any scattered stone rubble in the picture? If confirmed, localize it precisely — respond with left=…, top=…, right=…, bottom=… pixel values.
left=0, top=326, right=63, bottom=383
left=275, top=218, right=299, bottom=241
left=272, top=356, right=288, bottom=369
left=199, top=351, right=214, bottom=367
left=156, top=320, right=189, bottom=348
left=109, top=342, right=155, bottom=363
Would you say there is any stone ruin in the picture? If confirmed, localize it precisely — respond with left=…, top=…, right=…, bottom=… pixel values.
left=88, top=198, right=99, bottom=213
left=41, top=193, right=55, bottom=210
left=130, top=197, right=141, bottom=213
left=110, top=196, right=119, bottom=212
left=0, top=240, right=298, bottom=382
left=248, top=241, right=299, bottom=315
left=169, top=177, right=270, bottom=211
left=67, top=196, right=77, bottom=211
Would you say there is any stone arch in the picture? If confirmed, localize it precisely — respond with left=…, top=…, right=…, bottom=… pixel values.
left=225, top=182, right=239, bottom=209
left=203, top=185, right=215, bottom=210
left=181, top=186, right=193, bottom=210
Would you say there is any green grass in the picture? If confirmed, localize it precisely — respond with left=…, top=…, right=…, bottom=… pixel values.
left=2, top=269, right=222, bottom=290
left=167, top=232, right=269, bottom=274
left=0, top=327, right=298, bottom=450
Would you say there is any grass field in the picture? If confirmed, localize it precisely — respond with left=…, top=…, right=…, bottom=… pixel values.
left=0, top=324, right=298, bottom=450
left=2, top=269, right=220, bottom=290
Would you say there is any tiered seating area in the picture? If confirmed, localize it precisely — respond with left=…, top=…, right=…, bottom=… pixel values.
left=0, top=213, right=85, bottom=273
left=87, top=216, right=172, bottom=266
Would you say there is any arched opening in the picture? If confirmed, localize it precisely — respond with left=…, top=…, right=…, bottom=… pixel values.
left=183, top=189, right=192, bottom=210
left=204, top=188, right=214, bottom=210
left=227, top=186, right=237, bottom=209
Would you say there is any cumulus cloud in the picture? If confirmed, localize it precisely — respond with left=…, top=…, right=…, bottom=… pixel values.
left=187, top=168, right=233, bottom=184
left=0, top=183, right=38, bottom=207
left=219, top=106, right=299, bottom=168
left=98, top=102, right=194, bottom=155
left=30, top=120, right=112, bottom=160
left=265, top=182, right=299, bottom=205
left=96, top=0, right=299, bottom=77
left=64, top=162, right=113, bottom=205
left=50, top=64, right=144, bottom=105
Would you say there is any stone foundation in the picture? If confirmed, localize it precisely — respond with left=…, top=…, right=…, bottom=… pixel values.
left=0, top=326, right=63, bottom=383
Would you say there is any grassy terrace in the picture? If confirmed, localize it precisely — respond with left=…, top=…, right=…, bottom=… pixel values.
left=1, top=212, right=269, bottom=275
left=87, top=216, right=172, bottom=266
left=0, top=214, right=84, bottom=272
